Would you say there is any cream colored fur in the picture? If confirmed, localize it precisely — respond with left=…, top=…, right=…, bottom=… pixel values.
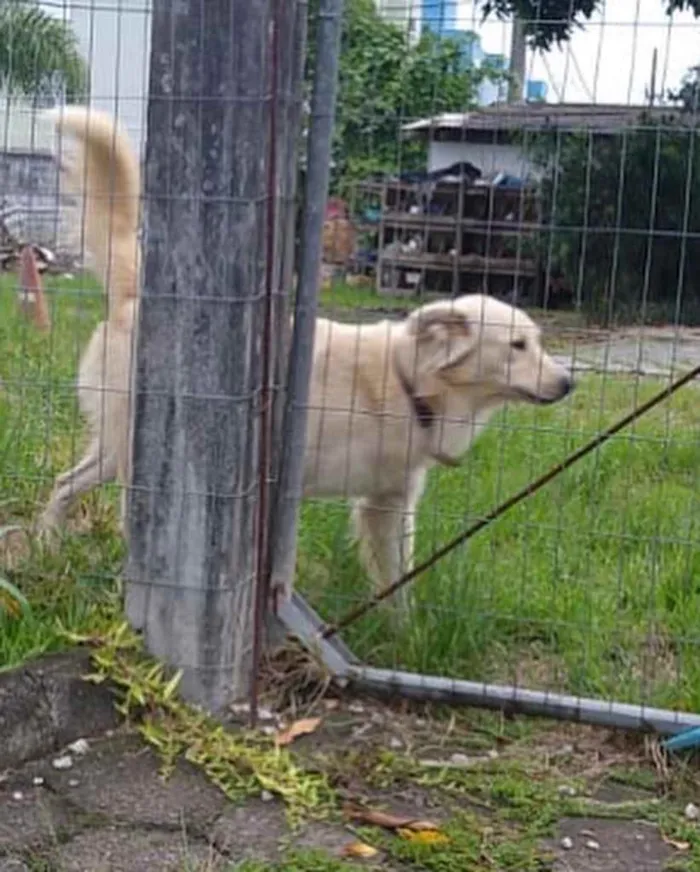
left=39, top=108, right=574, bottom=602
left=39, top=107, right=140, bottom=531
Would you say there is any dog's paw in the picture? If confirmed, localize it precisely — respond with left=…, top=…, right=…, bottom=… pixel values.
left=33, top=512, right=65, bottom=547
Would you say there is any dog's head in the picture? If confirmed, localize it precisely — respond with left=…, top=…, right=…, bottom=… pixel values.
left=395, top=294, right=573, bottom=406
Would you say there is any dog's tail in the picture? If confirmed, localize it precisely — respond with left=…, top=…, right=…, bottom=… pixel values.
left=50, top=107, right=140, bottom=324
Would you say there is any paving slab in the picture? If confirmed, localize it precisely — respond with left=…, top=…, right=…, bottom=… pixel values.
left=0, top=651, right=119, bottom=769
left=0, top=860, right=31, bottom=872
left=54, top=827, right=225, bottom=872
left=36, top=734, right=229, bottom=833
left=547, top=817, right=673, bottom=872
left=0, top=777, right=84, bottom=853
left=209, top=799, right=287, bottom=861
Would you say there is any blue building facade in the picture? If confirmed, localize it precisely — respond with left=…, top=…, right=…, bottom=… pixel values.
left=421, top=0, right=458, bottom=34
left=419, top=0, right=548, bottom=104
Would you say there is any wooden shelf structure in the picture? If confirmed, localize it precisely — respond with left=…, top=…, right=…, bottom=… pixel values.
left=355, top=176, right=541, bottom=298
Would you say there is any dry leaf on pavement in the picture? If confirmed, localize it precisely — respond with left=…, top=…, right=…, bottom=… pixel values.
left=274, top=717, right=322, bottom=747
left=662, top=834, right=690, bottom=852
left=343, top=803, right=440, bottom=833
left=340, top=841, right=379, bottom=859
left=397, top=828, right=450, bottom=845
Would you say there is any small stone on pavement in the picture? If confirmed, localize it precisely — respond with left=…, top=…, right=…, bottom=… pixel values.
left=67, top=738, right=89, bottom=755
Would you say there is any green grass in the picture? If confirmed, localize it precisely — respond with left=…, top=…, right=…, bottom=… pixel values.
left=2, top=274, right=700, bottom=716
left=0, top=273, right=123, bottom=668
left=318, top=281, right=415, bottom=313
left=298, top=363, right=700, bottom=712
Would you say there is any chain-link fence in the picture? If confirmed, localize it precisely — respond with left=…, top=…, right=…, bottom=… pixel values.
left=294, top=0, right=700, bottom=732
left=1, top=0, right=700, bottom=734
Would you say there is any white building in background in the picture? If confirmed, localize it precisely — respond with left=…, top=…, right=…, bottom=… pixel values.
left=376, top=0, right=421, bottom=39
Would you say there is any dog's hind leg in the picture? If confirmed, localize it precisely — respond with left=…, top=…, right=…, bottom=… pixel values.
left=38, top=439, right=117, bottom=534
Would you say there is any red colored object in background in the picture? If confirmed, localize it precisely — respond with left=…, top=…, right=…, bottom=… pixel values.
left=18, top=245, right=50, bottom=332
left=325, top=197, right=349, bottom=220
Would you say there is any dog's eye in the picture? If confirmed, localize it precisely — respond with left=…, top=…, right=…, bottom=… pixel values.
left=511, top=339, right=527, bottom=351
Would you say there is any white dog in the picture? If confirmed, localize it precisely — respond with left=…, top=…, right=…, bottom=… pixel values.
left=39, top=109, right=574, bottom=598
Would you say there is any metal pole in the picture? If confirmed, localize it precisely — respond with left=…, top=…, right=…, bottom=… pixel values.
left=648, top=47, right=658, bottom=107
left=126, top=0, right=272, bottom=712
left=267, top=0, right=345, bottom=605
left=508, top=15, right=526, bottom=103
left=351, top=667, right=700, bottom=735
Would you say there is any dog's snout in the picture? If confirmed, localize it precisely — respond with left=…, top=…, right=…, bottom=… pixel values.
left=559, top=373, right=575, bottom=396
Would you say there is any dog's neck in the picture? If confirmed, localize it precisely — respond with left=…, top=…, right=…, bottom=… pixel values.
left=394, top=365, right=462, bottom=468
left=395, top=363, right=503, bottom=467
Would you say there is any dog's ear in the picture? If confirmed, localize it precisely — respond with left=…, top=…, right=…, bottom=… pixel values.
left=397, top=303, right=475, bottom=397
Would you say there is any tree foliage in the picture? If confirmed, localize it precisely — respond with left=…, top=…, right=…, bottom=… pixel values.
left=307, top=0, right=498, bottom=188
left=0, top=0, right=86, bottom=101
left=669, top=65, right=700, bottom=112
left=480, top=0, right=700, bottom=50
left=537, top=106, right=700, bottom=322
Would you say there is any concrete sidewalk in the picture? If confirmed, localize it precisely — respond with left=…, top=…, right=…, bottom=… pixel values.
left=556, top=327, right=700, bottom=377
left=0, top=651, right=353, bottom=871
left=0, top=730, right=359, bottom=871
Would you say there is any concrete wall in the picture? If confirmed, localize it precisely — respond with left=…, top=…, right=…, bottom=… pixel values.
left=0, top=150, right=81, bottom=255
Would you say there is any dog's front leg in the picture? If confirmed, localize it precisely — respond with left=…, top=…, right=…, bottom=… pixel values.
left=351, top=493, right=418, bottom=613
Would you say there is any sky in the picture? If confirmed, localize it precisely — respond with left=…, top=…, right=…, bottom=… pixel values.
left=40, top=0, right=699, bottom=107
left=462, top=0, right=700, bottom=105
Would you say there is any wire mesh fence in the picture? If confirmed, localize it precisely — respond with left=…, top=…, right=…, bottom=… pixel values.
left=0, top=0, right=699, bottom=731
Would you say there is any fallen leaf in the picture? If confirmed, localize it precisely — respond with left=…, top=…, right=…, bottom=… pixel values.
left=662, top=834, right=690, bottom=852
left=343, top=803, right=440, bottom=832
left=274, top=717, right=322, bottom=747
left=398, top=828, right=450, bottom=845
left=340, top=841, right=379, bottom=859
left=401, top=820, right=443, bottom=832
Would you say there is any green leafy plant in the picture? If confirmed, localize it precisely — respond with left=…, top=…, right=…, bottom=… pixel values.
left=479, top=1, right=700, bottom=51
left=532, top=105, right=700, bottom=323
left=80, top=620, right=336, bottom=823
left=0, top=0, right=86, bottom=101
left=306, top=0, right=502, bottom=189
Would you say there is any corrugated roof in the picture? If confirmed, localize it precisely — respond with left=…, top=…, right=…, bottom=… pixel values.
left=402, top=102, right=697, bottom=135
